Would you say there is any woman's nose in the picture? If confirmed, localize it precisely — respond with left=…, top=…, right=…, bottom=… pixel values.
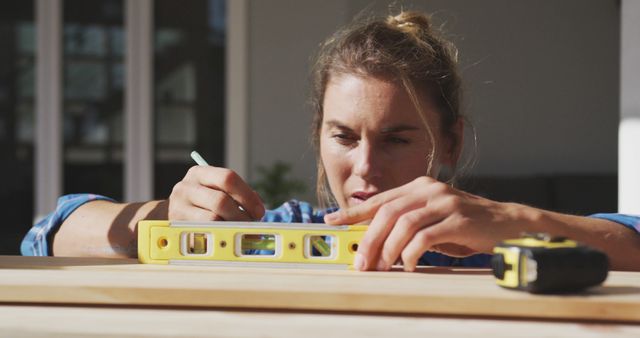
left=353, top=142, right=382, bottom=179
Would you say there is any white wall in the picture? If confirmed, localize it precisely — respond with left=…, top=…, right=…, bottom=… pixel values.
left=248, top=0, right=348, bottom=202
left=620, top=0, right=640, bottom=213
left=246, top=0, right=620, bottom=203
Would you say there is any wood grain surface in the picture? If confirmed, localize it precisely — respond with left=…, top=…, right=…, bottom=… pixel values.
left=1, top=256, right=639, bottom=323
left=1, top=305, right=639, bottom=338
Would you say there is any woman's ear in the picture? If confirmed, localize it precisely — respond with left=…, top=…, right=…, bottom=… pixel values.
left=442, top=118, right=464, bottom=168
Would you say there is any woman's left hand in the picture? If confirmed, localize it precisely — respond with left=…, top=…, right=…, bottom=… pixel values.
left=324, top=176, right=533, bottom=271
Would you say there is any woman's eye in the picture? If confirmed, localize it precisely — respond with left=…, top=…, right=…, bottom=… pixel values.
left=386, top=136, right=409, bottom=144
left=332, top=133, right=356, bottom=145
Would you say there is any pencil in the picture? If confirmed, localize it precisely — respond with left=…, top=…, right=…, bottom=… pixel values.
left=190, top=150, right=255, bottom=220
left=190, top=150, right=209, bottom=166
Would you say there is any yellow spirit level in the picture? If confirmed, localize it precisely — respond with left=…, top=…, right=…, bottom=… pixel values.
left=491, top=233, right=609, bottom=293
left=138, top=220, right=366, bottom=269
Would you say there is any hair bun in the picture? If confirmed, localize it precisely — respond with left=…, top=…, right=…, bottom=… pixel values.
left=386, top=11, right=432, bottom=35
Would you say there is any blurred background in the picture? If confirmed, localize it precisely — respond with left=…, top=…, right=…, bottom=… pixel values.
left=1, top=0, right=636, bottom=255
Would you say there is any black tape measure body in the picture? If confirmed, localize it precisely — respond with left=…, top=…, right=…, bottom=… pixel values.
left=491, top=233, right=609, bottom=293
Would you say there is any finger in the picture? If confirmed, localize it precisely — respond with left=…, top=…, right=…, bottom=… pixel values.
left=377, top=206, right=446, bottom=270
left=325, top=176, right=442, bottom=225
left=190, top=165, right=265, bottom=220
left=170, top=204, right=222, bottom=222
left=400, top=221, right=460, bottom=271
left=399, top=229, right=433, bottom=272
left=189, top=186, right=253, bottom=222
left=355, top=195, right=424, bottom=271
left=324, top=184, right=411, bottom=225
left=378, top=192, right=461, bottom=269
left=251, top=190, right=267, bottom=221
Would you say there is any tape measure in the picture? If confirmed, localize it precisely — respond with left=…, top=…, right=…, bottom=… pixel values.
left=138, top=220, right=366, bottom=269
left=491, top=233, right=609, bottom=293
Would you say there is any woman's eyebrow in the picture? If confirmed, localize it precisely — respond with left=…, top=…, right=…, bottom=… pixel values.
left=324, top=120, right=353, bottom=131
left=325, top=120, right=420, bottom=133
left=380, top=125, right=421, bottom=134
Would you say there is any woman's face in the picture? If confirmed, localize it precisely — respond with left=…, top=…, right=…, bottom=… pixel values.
left=320, top=74, right=456, bottom=209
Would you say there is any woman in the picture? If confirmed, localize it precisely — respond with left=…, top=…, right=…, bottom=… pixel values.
left=22, top=11, right=640, bottom=271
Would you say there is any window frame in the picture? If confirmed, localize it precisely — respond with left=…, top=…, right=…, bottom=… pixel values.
left=34, top=0, right=246, bottom=219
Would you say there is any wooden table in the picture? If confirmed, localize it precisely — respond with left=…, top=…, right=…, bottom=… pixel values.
left=0, top=256, right=639, bottom=337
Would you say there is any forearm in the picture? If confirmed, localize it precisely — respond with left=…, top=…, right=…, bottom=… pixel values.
left=524, top=207, right=640, bottom=271
left=52, top=199, right=168, bottom=258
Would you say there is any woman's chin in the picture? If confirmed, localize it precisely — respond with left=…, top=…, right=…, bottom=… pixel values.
left=348, top=197, right=365, bottom=207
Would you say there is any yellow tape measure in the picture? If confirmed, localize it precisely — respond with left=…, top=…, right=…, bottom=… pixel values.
left=138, top=220, right=366, bottom=269
left=491, top=233, right=609, bottom=293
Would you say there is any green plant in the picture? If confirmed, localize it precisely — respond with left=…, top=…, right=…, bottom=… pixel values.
left=252, top=161, right=307, bottom=208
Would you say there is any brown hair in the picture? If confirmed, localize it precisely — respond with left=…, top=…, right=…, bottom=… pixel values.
left=310, top=11, right=464, bottom=208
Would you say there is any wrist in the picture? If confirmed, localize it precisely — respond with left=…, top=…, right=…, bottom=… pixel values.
left=146, top=200, right=169, bottom=220
left=504, top=202, right=549, bottom=237
left=127, top=200, right=169, bottom=234
left=513, top=204, right=573, bottom=238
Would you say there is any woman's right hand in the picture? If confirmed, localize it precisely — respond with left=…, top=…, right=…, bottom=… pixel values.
left=168, top=165, right=265, bottom=221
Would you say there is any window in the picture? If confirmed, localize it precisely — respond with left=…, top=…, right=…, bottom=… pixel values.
left=63, top=0, right=125, bottom=199
left=0, top=1, right=34, bottom=254
left=153, top=0, right=226, bottom=198
left=1, top=0, right=228, bottom=255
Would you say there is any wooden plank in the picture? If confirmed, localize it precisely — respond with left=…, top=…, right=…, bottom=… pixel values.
left=1, top=256, right=639, bottom=322
left=0, top=256, right=139, bottom=270
left=1, top=305, right=639, bottom=338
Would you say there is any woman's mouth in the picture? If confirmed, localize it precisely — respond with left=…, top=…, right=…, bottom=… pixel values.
left=349, top=191, right=377, bottom=205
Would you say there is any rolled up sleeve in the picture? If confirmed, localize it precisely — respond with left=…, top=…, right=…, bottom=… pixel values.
left=589, top=213, right=640, bottom=234
left=20, top=194, right=115, bottom=256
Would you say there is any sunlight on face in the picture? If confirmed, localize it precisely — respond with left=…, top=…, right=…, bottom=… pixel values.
left=320, top=74, right=448, bottom=209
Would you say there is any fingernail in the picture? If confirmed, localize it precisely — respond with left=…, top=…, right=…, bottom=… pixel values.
left=376, top=260, right=389, bottom=271
left=353, top=253, right=366, bottom=271
left=324, top=212, right=338, bottom=223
